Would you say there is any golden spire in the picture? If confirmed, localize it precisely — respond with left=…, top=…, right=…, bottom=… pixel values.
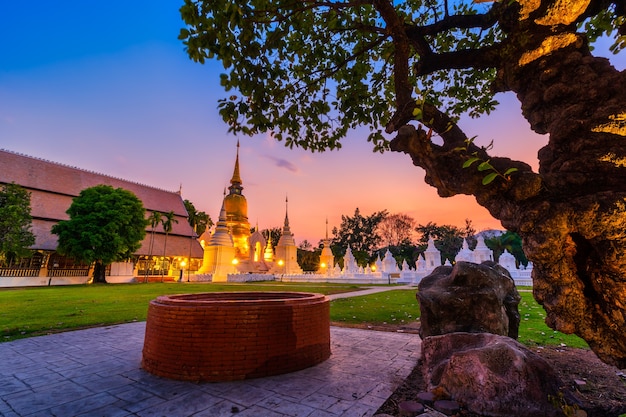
left=230, top=140, right=242, bottom=187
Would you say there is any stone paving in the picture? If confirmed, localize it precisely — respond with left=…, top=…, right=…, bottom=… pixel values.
left=0, top=322, right=421, bottom=417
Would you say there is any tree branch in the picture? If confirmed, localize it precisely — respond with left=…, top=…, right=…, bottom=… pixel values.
left=415, top=44, right=502, bottom=76
left=411, top=4, right=501, bottom=37
left=372, top=0, right=413, bottom=111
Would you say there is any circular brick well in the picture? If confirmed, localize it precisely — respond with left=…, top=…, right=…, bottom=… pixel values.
left=141, top=291, right=330, bottom=381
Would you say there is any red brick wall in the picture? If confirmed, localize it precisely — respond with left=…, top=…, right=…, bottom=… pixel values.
left=141, top=292, right=331, bottom=382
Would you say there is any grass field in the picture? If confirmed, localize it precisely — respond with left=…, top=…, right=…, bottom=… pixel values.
left=0, top=282, right=362, bottom=341
left=330, top=289, right=588, bottom=349
left=0, top=282, right=587, bottom=349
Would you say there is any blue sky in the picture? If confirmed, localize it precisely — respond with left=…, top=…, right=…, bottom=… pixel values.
left=1, top=2, right=624, bottom=244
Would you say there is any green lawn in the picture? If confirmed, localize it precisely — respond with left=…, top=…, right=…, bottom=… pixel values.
left=0, top=282, right=363, bottom=341
left=331, top=289, right=420, bottom=325
left=517, top=291, right=588, bottom=349
left=0, top=283, right=588, bottom=349
left=330, top=289, right=588, bottom=349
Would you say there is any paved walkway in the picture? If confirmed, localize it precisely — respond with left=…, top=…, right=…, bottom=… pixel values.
left=0, top=287, right=422, bottom=417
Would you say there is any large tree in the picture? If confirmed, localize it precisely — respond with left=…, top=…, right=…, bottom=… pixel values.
left=0, top=183, right=35, bottom=264
left=180, top=1, right=626, bottom=366
left=377, top=213, right=416, bottom=247
left=52, top=185, right=148, bottom=283
left=331, top=208, right=388, bottom=265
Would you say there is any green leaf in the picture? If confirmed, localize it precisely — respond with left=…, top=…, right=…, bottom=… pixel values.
left=462, top=157, right=481, bottom=168
left=503, top=167, right=519, bottom=176
left=477, top=161, right=493, bottom=171
left=482, top=172, right=499, bottom=185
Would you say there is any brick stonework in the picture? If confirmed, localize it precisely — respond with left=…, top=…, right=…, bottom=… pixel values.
left=141, top=292, right=331, bottom=382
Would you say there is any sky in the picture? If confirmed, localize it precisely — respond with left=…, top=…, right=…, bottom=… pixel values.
left=1, top=2, right=625, bottom=245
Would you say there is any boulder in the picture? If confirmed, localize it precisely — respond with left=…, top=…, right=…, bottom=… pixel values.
left=421, top=333, right=577, bottom=417
left=417, top=261, right=521, bottom=339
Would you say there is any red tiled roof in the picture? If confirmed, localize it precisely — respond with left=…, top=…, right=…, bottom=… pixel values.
left=0, top=149, right=203, bottom=258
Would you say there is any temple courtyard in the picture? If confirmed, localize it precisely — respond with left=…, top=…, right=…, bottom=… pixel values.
left=0, top=323, right=420, bottom=417
left=0, top=288, right=422, bottom=417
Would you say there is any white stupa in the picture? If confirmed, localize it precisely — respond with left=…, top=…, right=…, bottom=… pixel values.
left=198, top=202, right=236, bottom=281
left=273, top=197, right=302, bottom=275
left=424, top=237, right=442, bottom=269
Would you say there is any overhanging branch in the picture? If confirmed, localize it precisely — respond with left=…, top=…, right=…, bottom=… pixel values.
left=415, top=45, right=502, bottom=76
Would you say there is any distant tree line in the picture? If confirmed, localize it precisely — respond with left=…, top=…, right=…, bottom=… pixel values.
left=292, top=207, right=528, bottom=271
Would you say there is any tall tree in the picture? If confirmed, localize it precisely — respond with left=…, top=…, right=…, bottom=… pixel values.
left=0, top=183, right=35, bottom=265
left=331, top=208, right=387, bottom=266
left=377, top=213, right=416, bottom=247
left=52, top=185, right=147, bottom=283
left=160, top=210, right=178, bottom=279
left=297, top=247, right=321, bottom=272
left=181, top=1, right=626, bottom=366
left=298, top=240, right=314, bottom=251
left=183, top=199, right=213, bottom=236
left=146, top=211, right=162, bottom=279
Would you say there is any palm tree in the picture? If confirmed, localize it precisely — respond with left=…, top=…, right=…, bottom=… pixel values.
left=161, top=211, right=178, bottom=281
left=145, top=211, right=162, bottom=282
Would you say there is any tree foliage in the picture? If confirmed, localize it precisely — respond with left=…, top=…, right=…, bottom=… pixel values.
left=485, top=231, right=528, bottom=267
left=297, top=247, right=321, bottom=271
left=180, top=0, right=626, bottom=366
left=51, top=185, right=148, bottom=283
left=184, top=199, right=213, bottom=236
left=331, top=208, right=387, bottom=254
left=180, top=0, right=624, bottom=151
left=377, top=213, right=416, bottom=247
left=0, top=183, right=35, bottom=263
left=331, top=208, right=387, bottom=267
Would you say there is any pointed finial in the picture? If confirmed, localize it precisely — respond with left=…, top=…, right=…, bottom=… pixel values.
left=325, top=217, right=329, bottom=240
left=284, top=194, right=290, bottom=227
left=178, top=183, right=183, bottom=195
left=230, top=141, right=243, bottom=187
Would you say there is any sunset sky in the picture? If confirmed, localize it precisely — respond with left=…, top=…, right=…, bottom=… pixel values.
left=2, top=2, right=624, bottom=245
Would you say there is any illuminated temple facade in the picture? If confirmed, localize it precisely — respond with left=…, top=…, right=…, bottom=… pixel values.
left=198, top=143, right=301, bottom=280
left=222, top=142, right=251, bottom=260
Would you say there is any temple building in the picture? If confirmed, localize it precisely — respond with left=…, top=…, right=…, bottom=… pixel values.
left=223, top=141, right=251, bottom=260
left=197, top=201, right=236, bottom=281
left=198, top=143, right=303, bottom=279
left=272, top=198, right=302, bottom=275
left=318, top=219, right=334, bottom=274
left=0, top=149, right=203, bottom=286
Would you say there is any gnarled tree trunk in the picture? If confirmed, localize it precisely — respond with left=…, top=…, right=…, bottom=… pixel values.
left=391, top=3, right=626, bottom=367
